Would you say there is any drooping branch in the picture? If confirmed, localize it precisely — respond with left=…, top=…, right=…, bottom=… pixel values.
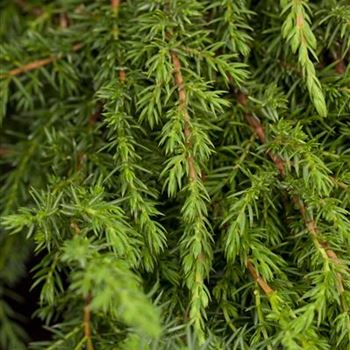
left=169, top=46, right=213, bottom=340
left=237, top=93, right=346, bottom=289
left=74, top=10, right=107, bottom=340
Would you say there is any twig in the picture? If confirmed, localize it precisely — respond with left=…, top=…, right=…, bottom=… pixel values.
left=0, top=43, right=82, bottom=79
left=237, top=92, right=346, bottom=291
left=170, top=50, right=197, bottom=181
left=2, top=2, right=119, bottom=79
left=111, top=0, right=121, bottom=10
left=237, top=94, right=285, bottom=177
left=170, top=44, right=210, bottom=336
left=247, top=260, right=274, bottom=296
left=83, top=293, right=94, bottom=350
left=119, top=69, right=126, bottom=82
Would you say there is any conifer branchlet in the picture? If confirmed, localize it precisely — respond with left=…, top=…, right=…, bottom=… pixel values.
left=0, top=1, right=349, bottom=349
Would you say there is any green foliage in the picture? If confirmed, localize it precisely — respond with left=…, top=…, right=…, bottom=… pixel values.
left=281, top=0, right=327, bottom=117
left=0, top=0, right=349, bottom=349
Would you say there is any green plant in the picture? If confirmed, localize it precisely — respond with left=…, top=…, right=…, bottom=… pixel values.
left=0, top=0, right=349, bottom=349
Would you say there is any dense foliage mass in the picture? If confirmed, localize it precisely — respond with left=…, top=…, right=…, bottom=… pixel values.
left=0, top=0, right=349, bottom=349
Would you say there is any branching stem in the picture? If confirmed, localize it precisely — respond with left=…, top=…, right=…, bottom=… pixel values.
left=237, top=92, right=346, bottom=293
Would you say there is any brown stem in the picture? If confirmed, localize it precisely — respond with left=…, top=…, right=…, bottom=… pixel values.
left=0, top=43, right=82, bottom=78
left=119, top=69, right=126, bottom=82
left=84, top=293, right=94, bottom=350
left=111, top=0, right=121, bottom=13
left=170, top=50, right=197, bottom=181
left=238, top=94, right=285, bottom=176
left=237, top=93, right=346, bottom=290
left=247, top=260, right=274, bottom=296
left=111, top=0, right=121, bottom=8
